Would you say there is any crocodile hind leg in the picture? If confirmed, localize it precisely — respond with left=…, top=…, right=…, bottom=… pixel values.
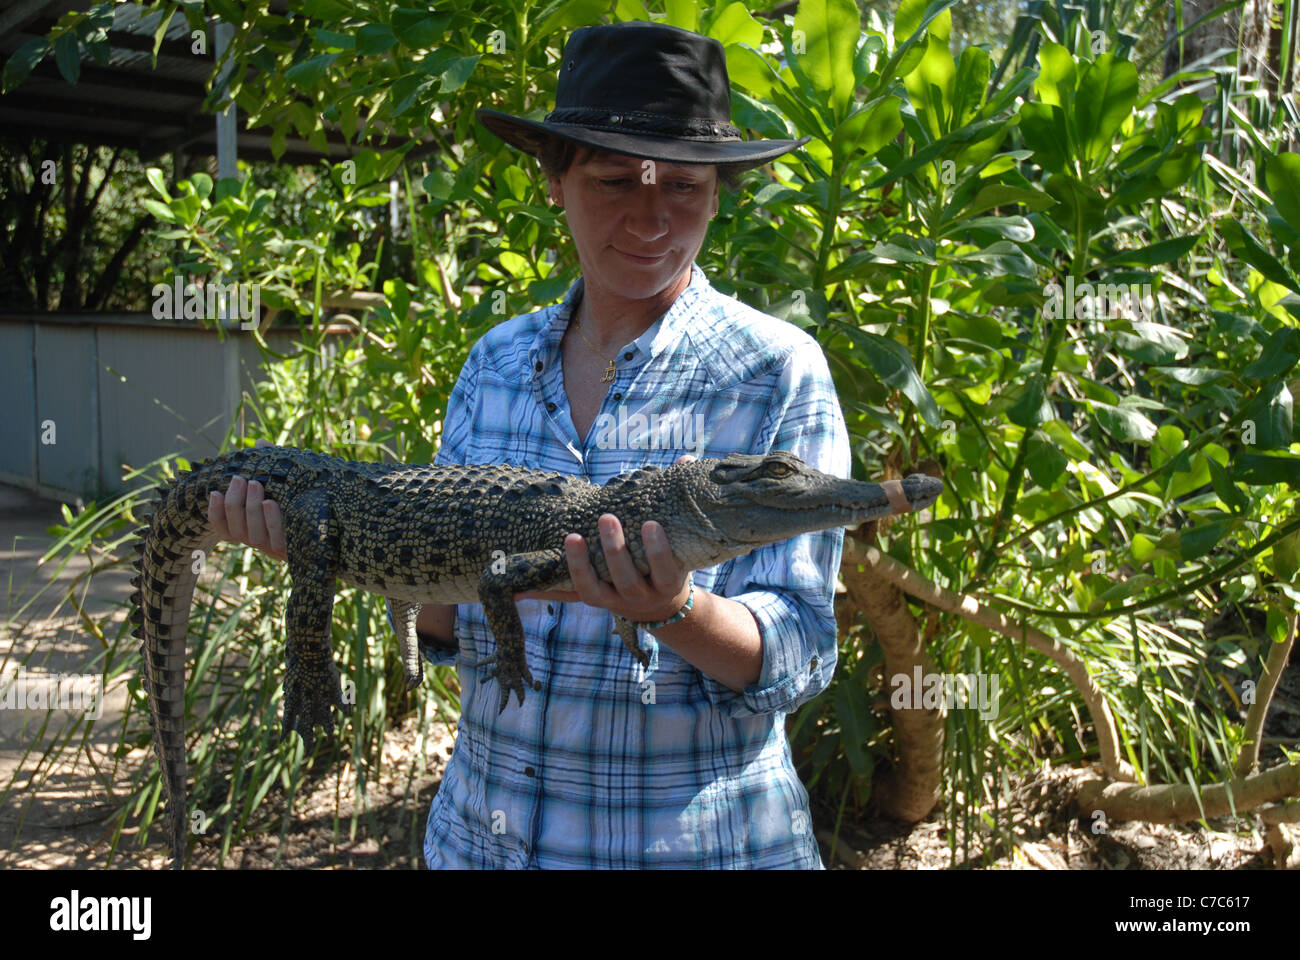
left=476, top=546, right=568, bottom=713
left=280, top=488, right=346, bottom=752
left=388, top=599, right=425, bottom=688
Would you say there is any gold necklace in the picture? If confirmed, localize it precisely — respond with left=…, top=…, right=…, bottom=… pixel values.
left=572, top=303, right=617, bottom=384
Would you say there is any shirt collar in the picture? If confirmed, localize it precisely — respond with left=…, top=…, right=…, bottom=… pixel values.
left=528, top=261, right=709, bottom=374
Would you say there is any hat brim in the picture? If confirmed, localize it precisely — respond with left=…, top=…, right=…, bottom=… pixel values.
left=475, top=108, right=810, bottom=172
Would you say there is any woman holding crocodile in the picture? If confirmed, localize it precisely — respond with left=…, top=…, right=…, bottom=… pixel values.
left=210, top=20, right=850, bottom=869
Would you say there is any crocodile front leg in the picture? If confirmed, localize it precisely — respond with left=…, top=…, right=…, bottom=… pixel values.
left=387, top=599, right=425, bottom=689
left=614, top=616, right=652, bottom=668
left=280, top=488, right=347, bottom=752
left=476, top=546, right=568, bottom=713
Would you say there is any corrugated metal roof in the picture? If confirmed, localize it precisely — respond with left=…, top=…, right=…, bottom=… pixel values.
left=0, top=0, right=438, bottom=165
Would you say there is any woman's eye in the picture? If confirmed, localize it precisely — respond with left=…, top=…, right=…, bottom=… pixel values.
left=600, top=178, right=631, bottom=187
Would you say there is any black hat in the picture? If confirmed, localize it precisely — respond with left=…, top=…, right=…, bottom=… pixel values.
left=475, top=20, right=810, bottom=172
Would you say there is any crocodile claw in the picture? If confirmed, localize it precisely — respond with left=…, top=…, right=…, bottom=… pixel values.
left=404, top=659, right=425, bottom=690
left=281, top=664, right=345, bottom=751
left=478, top=656, right=535, bottom=713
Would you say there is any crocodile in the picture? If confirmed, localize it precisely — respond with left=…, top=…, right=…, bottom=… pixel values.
left=129, top=444, right=943, bottom=867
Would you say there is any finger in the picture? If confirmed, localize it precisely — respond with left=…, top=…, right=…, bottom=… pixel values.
left=566, top=532, right=619, bottom=607
left=223, top=476, right=249, bottom=543
left=675, top=454, right=697, bottom=464
left=641, top=521, right=684, bottom=594
left=208, top=491, right=231, bottom=541
left=262, top=496, right=286, bottom=560
left=244, top=480, right=270, bottom=549
left=598, top=514, right=647, bottom=597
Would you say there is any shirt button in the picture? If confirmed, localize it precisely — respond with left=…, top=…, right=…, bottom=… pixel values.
left=535, top=361, right=544, bottom=372
left=545, top=401, right=556, bottom=413
left=547, top=604, right=554, bottom=614
left=613, top=392, right=622, bottom=401
left=525, top=766, right=536, bottom=777
left=623, top=351, right=633, bottom=361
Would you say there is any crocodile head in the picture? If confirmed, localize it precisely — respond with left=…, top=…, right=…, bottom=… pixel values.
left=677, top=450, right=943, bottom=548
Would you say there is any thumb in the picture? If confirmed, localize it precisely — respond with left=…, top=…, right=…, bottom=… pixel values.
left=675, top=454, right=697, bottom=464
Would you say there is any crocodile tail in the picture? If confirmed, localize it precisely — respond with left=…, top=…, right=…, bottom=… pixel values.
left=135, top=450, right=268, bottom=867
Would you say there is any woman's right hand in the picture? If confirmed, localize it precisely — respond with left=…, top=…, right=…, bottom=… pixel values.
left=207, top=438, right=288, bottom=562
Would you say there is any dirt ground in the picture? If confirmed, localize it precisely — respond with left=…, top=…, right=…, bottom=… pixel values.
left=0, top=481, right=1293, bottom=870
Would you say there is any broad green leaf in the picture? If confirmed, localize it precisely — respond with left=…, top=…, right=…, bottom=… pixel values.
left=536, top=0, right=613, bottom=39
left=1041, top=419, right=1092, bottom=460
left=439, top=55, right=480, bottom=93
left=841, top=328, right=943, bottom=427
left=54, top=32, right=80, bottom=84
left=284, top=53, right=338, bottom=88
left=1114, top=322, right=1190, bottom=364
left=614, top=0, right=650, bottom=19
left=707, top=2, right=763, bottom=48
left=663, top=0, right=699, bottom=31
left=953, top=183, right=1053, bottom=220
left=1265, top=152, right=1300, bottom=231
left=953, top=240, right=1037, bottom=277
left=1220, top=220, right=1295, bottom=291
left=391, top=10, right=451, bottom=49
left=1234, top=453, right=1300, bottom=486
left=1242, top=326, right=1300, bottom=380
left=904, top=33, right=955, bottom=140
left=1240, top=380, right=1294, bottom=450
left=1272, top=528, right=1300, bottom=582
left=833, top=96, right=901, bottom=159
left=1033, top=42, right=1075, bottom=109
left=1026, top=429, right=1068, bottom=487
left=1207, top=455, right=1249, bottom=511
left=1075, top=54, right=1138, bottom=166
left=190, top=172, right=212, bottom=201
left=793, top=0, right=861, bottom=119
left=1018, top=102, right=1070, bottom=173
left=146, top=167, right=170, bottom=200
left=1179, top=516, right=1238, bottom=561
left=1103, top=235, right=1197, bottom=266
left=356, top=23, right=396, bottom=55
left=143, top=199, right=179, bottom=223
left=726, top=44, right=775, bottom=99
left=2, top=37, right=49, bottom=93
left=1007, top=373, right=1053, bottom=427
left=1093, top=402, right=1157, bottom=443
left=301, top=0, right=351, bottom=17
left=315, top=29, right=355, bottom=49
left=941, top=215, right=1034, bottom=242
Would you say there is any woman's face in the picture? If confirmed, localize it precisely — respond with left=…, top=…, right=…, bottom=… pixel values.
left=548, top=149, right=719, bottom=303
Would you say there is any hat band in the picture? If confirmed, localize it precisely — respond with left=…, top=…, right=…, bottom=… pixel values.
left=543, top=107, right=743, bottom=142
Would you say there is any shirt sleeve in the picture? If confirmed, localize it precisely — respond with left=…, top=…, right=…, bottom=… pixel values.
left=384, top=342, right=483, bottom=665
left=699, top=336, right=851, bottom=718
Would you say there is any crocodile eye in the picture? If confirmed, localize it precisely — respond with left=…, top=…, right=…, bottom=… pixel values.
left=767, top=462, right=792, bottom=478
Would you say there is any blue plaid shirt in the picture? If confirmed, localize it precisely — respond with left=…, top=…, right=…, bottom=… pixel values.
left=388, top=261, right=850, bottom=868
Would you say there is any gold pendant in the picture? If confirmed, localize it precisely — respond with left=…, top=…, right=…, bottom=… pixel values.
left=601, top=360, right=616, bottom=384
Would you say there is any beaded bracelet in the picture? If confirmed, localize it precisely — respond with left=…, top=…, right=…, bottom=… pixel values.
left=632, top=573, right=695, bottom=631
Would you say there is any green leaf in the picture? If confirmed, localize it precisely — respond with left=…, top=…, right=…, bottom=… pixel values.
left=941, top=215, right=1034, bottom=242
left=725, top=44, right=775, bottom=99
left=1234, top=453, right=1300, bottom=486
left=146, top=167, right=171, bottom=200
left=439, top=55, right=480, bottom=93
left=54, top=32, right=80, bottom=84
left=1242, top=326, right=1300, bottom=380
left=356, top=23, right=396, bottom=55
left=793, top=0, right=861, bottom=120
left=3, top=37, right=50, bottom=93
left=952, top=183, right=1053, bottom=220
left=833, top=96, right=902, bottom=159
left=841, top=327, right=943, bottom=427
left=664, top=0, right=699, bottom=31
left=142, top=199, right=178, bottom=223
left=1265, top=152, right=1300, bottom=232
left=1179, top=516, right=1237, bottom=561
left=314, top=29, right=355, bottom=49
left=391, top=10, right=451, bottom=49
left=1093, top=402, right=1157, bottom=443
left=1207, top=455, right=1249, bottom=512
left=1220, top=220, right=1296, bottom=291
left=707, top=2, right=764, bottom=48
left=1026, top=429, right=1068, bottom=487
left=1075, top=53, right=1138, bottom=167
left=1019, top=101, right=1070, bottom=173
left=1033, top=42, right=1075, bottom=110
left=834, top=683, right=875, bottom=777
left=1103, top=234, right=1197, bottom=266
left=284, top=53, right=338, bottom=88
left=300, top=0, right=352, bottom=17
left=1272, top=528, right=1300, bottom=582
left=1240, top=380, right=1294, bottom=450
left=1007, top=373, right=1053, bottom=427
left=190, top=172, right=212, bottom=201
left=537, top=0, right=612, bottom=38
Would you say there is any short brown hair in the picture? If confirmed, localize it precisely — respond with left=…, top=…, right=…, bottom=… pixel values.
left=532, top=134, right=748, bottom=192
